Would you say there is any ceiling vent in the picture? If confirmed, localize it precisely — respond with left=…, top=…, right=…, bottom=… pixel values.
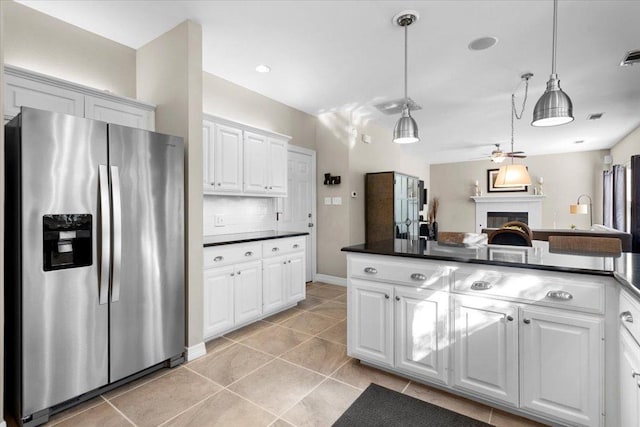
left=374, top=97, right=422, bottom=115
left=620, top=50, right=640, bottom=66
left=587, top=113, right=604, bottom=120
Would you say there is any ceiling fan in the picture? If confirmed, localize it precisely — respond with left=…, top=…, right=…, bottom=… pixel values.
left=479, top=144, right=527, bottom=163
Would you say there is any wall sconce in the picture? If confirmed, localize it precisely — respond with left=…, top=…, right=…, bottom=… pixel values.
left=569, top=194, right=592, bottom=226
left=324, top=173, right=341, bottom=185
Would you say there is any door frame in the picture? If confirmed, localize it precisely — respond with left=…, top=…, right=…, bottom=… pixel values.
left=286, top=144, right=317, bottom=282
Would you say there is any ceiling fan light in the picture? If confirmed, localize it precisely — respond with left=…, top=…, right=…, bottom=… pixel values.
left=494, top=164, right=532, bottom=187
left=532, top=75, right=574, bottom=127
left=393, top=106, right=419, bottom=144
left=492, top=155, right=506, bottom=163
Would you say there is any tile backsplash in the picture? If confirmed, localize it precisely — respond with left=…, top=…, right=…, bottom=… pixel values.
left=203, top=195, right=278, bottom=236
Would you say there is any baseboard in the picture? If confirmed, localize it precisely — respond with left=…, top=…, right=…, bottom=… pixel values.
left=314, top=273, right=347, bottom=287
left=185, top=342, right=206, bottom=362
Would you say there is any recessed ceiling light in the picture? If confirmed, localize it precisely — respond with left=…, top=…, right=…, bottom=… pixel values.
left=574, top=140, right=585, bottom=144
left=468, top=36, right=498, bottom=51
left=255, top=64, right=271, bottom=73
left=587, top=113, right=604, bottom=120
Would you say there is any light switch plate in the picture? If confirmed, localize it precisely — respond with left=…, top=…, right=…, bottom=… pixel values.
left=332, top=197, right=342, bottom=205
left=324, top=197, right=332, bottom=205
left=214, top=215, right=225, bottom=226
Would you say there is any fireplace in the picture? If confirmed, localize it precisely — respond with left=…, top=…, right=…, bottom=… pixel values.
left=487, top=212, right=529, bottom=228
left=471, top=195, right=544, bottom=233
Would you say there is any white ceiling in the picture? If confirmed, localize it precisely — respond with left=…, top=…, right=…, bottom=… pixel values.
left=16, top=0, right=640, bottom=164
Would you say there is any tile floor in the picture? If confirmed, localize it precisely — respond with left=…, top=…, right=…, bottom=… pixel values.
left=45, top=282, right=547, bottom=427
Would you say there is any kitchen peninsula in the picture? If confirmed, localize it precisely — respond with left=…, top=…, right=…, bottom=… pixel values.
left=342, top=239, right=640, bottom=427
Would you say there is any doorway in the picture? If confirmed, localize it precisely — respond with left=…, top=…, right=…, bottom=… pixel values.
left=280, top=145, right=316, bottom=282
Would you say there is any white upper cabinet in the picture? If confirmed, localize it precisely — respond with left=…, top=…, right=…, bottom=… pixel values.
left=84, top=95, right=155, bottom=131
left=3, top=65, right=155, bottom=130
left=267, top=137, right=288, bottom=195
left=243, top=131, right=269, bottom=194
left=202, top=114, right=290, bottom=197
left=213, top=123, right=244, bottom=193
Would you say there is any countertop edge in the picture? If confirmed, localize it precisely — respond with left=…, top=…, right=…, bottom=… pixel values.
left=204, top=231, right=309, bottom=247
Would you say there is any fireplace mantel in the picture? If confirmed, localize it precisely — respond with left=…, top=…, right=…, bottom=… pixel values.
left=470, top=195, right=545, bottom=233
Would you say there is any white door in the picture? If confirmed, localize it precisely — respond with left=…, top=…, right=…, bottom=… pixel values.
left=234, top=261, right=263, bottom=325
left=203, top=266, right=235, bottom=339
left=349, top=279, right=393, bottom=367
left=202, top=120, right=215, bottom=192
left=286, top=253, right=305, bottom=303
left=263, top=256, right=286, bottom=314
left=213, top=124, right=243, bottom=192
left=620, top=327, right=640, bottom=427
left=243, top=131, right=268, bottom=194
left=395, top=288, right=449, bottom=384
left=520, top=306, right=602, bottom=427
left=268, top=138, right=288, bottom=195
left=453, top=295, right=518, bottom=406
left=281, top=147, right=315, bottom=282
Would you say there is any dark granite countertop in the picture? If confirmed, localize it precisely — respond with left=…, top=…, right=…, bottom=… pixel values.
left=204, top=230, right=308, bottom=247
left=342, top=238, right=640, bottom=297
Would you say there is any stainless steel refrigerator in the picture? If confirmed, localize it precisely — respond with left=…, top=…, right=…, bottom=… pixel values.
left=5, top=107, right=185, bottom=426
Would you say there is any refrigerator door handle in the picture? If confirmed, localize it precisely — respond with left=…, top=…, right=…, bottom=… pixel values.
left=111, top=165, right=122, bottom=302
left=98, top=165, right=111, bottom=305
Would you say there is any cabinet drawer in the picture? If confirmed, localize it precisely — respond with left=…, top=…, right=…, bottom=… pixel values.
left=262, top=237, right=305, bottom=258
left=452, top=267, right=605, bottom=314
left=204, top=243, right=262, bottom=268
left=620, top=291, right=640, bottom=343
left=350, top=255, right=447, bottom=290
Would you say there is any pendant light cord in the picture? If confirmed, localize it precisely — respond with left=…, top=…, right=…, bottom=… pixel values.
left=510, top=75, right=531, bottom=164
left=404, top=22, right=408, bottom=103
left=552, top=0, right=558, bottom=74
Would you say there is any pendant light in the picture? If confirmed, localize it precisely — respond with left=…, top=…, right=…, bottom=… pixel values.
left=495, top=75, right=533, bottom=187
left=393, top=12, right=419, bottom=144
left=531, top=0, right=573, bottom=127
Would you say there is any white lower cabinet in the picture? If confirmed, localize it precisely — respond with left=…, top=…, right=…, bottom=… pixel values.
left=452, top=295, right=518, bottom=406
left=520, top=306, right=603, bottom=427
left=395, top=287, right=449, bottom=384
left=264, top=252, right=306, bottom=315
left=619, top=327, right=640, bottom=427
left=204, top=261, right=262, bottom=339
left=350, top=279, right=394, bottom=367
left=203, top=266, right=235, bottom=338
left=286, top=253, right=305, bottom=303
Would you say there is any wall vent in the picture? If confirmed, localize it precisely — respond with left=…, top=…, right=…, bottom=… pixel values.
left=620, top=50, right=640, bottom=66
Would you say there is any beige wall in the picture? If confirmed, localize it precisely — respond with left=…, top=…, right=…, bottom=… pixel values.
left=4, top=1, right=136, bottom=98
left=611, top=124, right=640, bottom=166
left=203, top=73, right=316, bottom=151
left=430, top=149, right=608, bottom=232
left=315, top=112, right=430, bottom=277
left=137, top=21, right=204, bottom=348
left=1, top=0, right=5, bottom=419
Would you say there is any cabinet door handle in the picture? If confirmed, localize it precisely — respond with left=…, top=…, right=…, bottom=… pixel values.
left=506, top=315, right=514, bottom=322
left=546, top=290, right=573, bottom=301
left=264, top=186, right=268, bottom=189
left=288, top=260, right=291, bottom=264
left=395, top=296, right=400, bottom=301
left=244, top=251, right=253, bottom=257
left=364, top=267, right=377, bottom=274
left=293, top=244, right=300, bottom=249
left=410, top=273, right=427, bottom=281
left=621, top=311, right=634, bottom=323
left=632, top=371, right=640, bottom=378
left=272, top=247, right=280, bottom=252
left=209, top=181, right=215, bottom=186
left=385, top=294, right=390, bottom=299
left=523, top=318, right=531, bottom=324
left=217, top=183, right=221, bottom=186
left=214, top=256, right=224, bottom=262
left=230, top=273, right=234, bottom=276
left=471, top=280, right=492, bottom=291
left=237, top=271, right=241, bottom=275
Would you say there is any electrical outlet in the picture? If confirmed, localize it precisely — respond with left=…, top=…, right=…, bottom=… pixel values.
left=332, top=197, right=342, bottom=205
left=324, top=197, right=332, bottom=205
left=214, top=215, right=225, bottom=227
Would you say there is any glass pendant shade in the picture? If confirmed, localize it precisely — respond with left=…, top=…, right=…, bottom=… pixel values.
left=393, top=105, right=419, bottom=144
left=531, top=74, right=573, bottom=127
left=494, top=164, right=532, bottom=187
